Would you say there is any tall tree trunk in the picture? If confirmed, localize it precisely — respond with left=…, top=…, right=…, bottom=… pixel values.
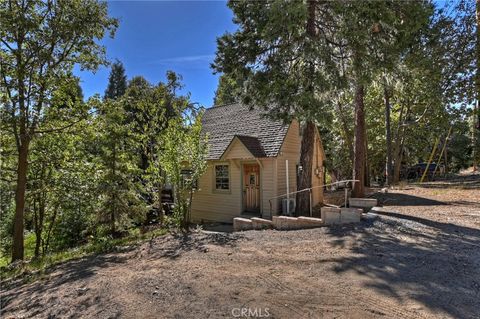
left=33, top=198, right=39, bottom=258
left=384, top=87, right=393, bottom=185
left=111, top=144, right=116, bottom=235
left=34, top=196, right=45, bottom=259
left=12, top=31, right=30, bottom=261
left=33, top=165, right=47, bottom=258
left=330, top=170, right=337, bottom=190
left=158, top=177, right=164, bottom=226
left=392, top=103, right=408, bottom=184
left=444, top=143, right=448, bottom=174
left=473, top=0, right=479, bottom=171
left=393, top=129, right=407, bottom=183
left=474, top=108, right=478, bottom=172
left=364, top=127, right=370, bottom=187
left=352, top=83, right=366, bottom=198
left=296, top=122, right=316, bottom=215
left=336, top=101, right=354, bottom=162
left=43, top=203, right=59, bottom=255
left=12, top=138, right=30, bottom=261
left=295, top=0, right=317, bottom=215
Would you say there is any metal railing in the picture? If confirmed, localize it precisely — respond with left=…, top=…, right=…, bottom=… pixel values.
left=268, top=179, right=359, bottom=217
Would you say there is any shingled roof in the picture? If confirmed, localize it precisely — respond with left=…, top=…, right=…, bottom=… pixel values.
left=202, top=103, right=289, bottom=160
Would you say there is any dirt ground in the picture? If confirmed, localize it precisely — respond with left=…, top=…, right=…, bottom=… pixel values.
left=1, top=175, right=480, bottom=319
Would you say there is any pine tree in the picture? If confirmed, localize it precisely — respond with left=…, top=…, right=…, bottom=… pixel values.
left=97, top=99, right=145, bottom=235
left=213, top=1, right=339, bottom=215
left=213, top=74, right=241, bottom=106
left=105, top=60, right=127, bottom=100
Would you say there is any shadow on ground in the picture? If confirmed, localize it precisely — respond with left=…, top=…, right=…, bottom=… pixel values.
left=372, top=192, right=447, bottom=206
left=149, top=231, right=243, bottom=259
left=0, top=232, right=244, bottom=318
left=411, top=173, right=480, bottom=189
left=325, top=205, right=480, bottom=318
left=0, top=251, right=132, bottom=318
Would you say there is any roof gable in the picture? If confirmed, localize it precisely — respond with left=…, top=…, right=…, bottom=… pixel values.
left=221, top=135, right=267, bottom=160
left=202, top=103, right=289, bottom=160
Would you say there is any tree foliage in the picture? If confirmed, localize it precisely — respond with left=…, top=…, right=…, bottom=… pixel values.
left=213, top=74, right=241, bottom=106
left=0, top=0, right=118, bottom=260
left=160, top=112, right=208, bottom=231
left=104, top=60, right=127, bottom=100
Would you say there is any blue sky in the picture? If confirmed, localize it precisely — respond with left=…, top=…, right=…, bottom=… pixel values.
left=74, top=1, right=236, bottom=107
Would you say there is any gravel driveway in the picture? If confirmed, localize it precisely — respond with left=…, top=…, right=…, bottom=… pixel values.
left=2, top=177, right=480, bottom=318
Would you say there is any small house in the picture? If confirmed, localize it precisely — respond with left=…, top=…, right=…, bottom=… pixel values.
left=191, top=103, right=325, bottom=223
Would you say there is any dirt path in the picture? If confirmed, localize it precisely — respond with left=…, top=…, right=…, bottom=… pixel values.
left=2, top=179, right=480, bottom=318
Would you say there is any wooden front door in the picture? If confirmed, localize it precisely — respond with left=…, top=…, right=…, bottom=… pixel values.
left=243, top=164, right=260, bottom=212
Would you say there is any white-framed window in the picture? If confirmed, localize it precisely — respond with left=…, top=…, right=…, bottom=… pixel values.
left=214, top=164, right=230, bottom=190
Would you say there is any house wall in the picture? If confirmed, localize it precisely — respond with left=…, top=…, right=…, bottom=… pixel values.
left=191, top=159, right=243, bottom=223
left=274, top=120, right=301, bottom=215
left=273, top=120, right=325, bottom=215
left=191, top=120, right=325, bottom=223
left=259, top=157, right=275, bottom=218
left=191, top=157, right=276, bottom=223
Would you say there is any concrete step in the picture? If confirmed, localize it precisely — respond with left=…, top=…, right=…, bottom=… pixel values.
left=340, top=208, right=362, bottom=223
left=251, top=217, right=273, bottom=230
left=297, top=216, right=324, bottom=228
left=321, top=207, right=341, bottom=225
left=272, top=216, right=325, bottom=230
left=233, top=217, right=253, bottom=231
left=349, top=198, right=378, bottom=211
left=272, top=216, right=299, bottom=230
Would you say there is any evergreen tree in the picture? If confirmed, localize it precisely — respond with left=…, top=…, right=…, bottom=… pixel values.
left=214, top=0, right=435, bottom=200
left=96, top=99, right=146, bottom=235
left=213, top=0, right=339, bottom=214
left=105, top=60, right=127, bottom=100
left=123, top=72, right=189, bottom=224
left=213, top=74, right=242, bottom=106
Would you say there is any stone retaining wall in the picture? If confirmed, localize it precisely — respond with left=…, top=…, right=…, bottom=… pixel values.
left=233, top=206, right=363, bottom=231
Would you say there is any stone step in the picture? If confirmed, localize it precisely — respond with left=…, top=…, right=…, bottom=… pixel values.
left=233, top=217, right=253, bottom=231
left=272, top=216, right=325, bottom=230
left=272, top=216, right=300, bottom=230
left=321, top=207, right=341, bottom=225
left=340, top=208, right=362, bottom=223
left=251, top=217, right=273, bottom=230
left=297, top=216, right=324, bottom=228
left=349, top=198, right=378, bottom=210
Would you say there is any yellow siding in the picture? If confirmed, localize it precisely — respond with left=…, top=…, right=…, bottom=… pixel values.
left=275, top=120, right=301, bottom=215
left=191, top=160, right=242, bottom=223
left=273, top=120, right=325, bottom=214
left=223, top=138, right=253, bottom=160
left=259, top=158, right=275, bottom=218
